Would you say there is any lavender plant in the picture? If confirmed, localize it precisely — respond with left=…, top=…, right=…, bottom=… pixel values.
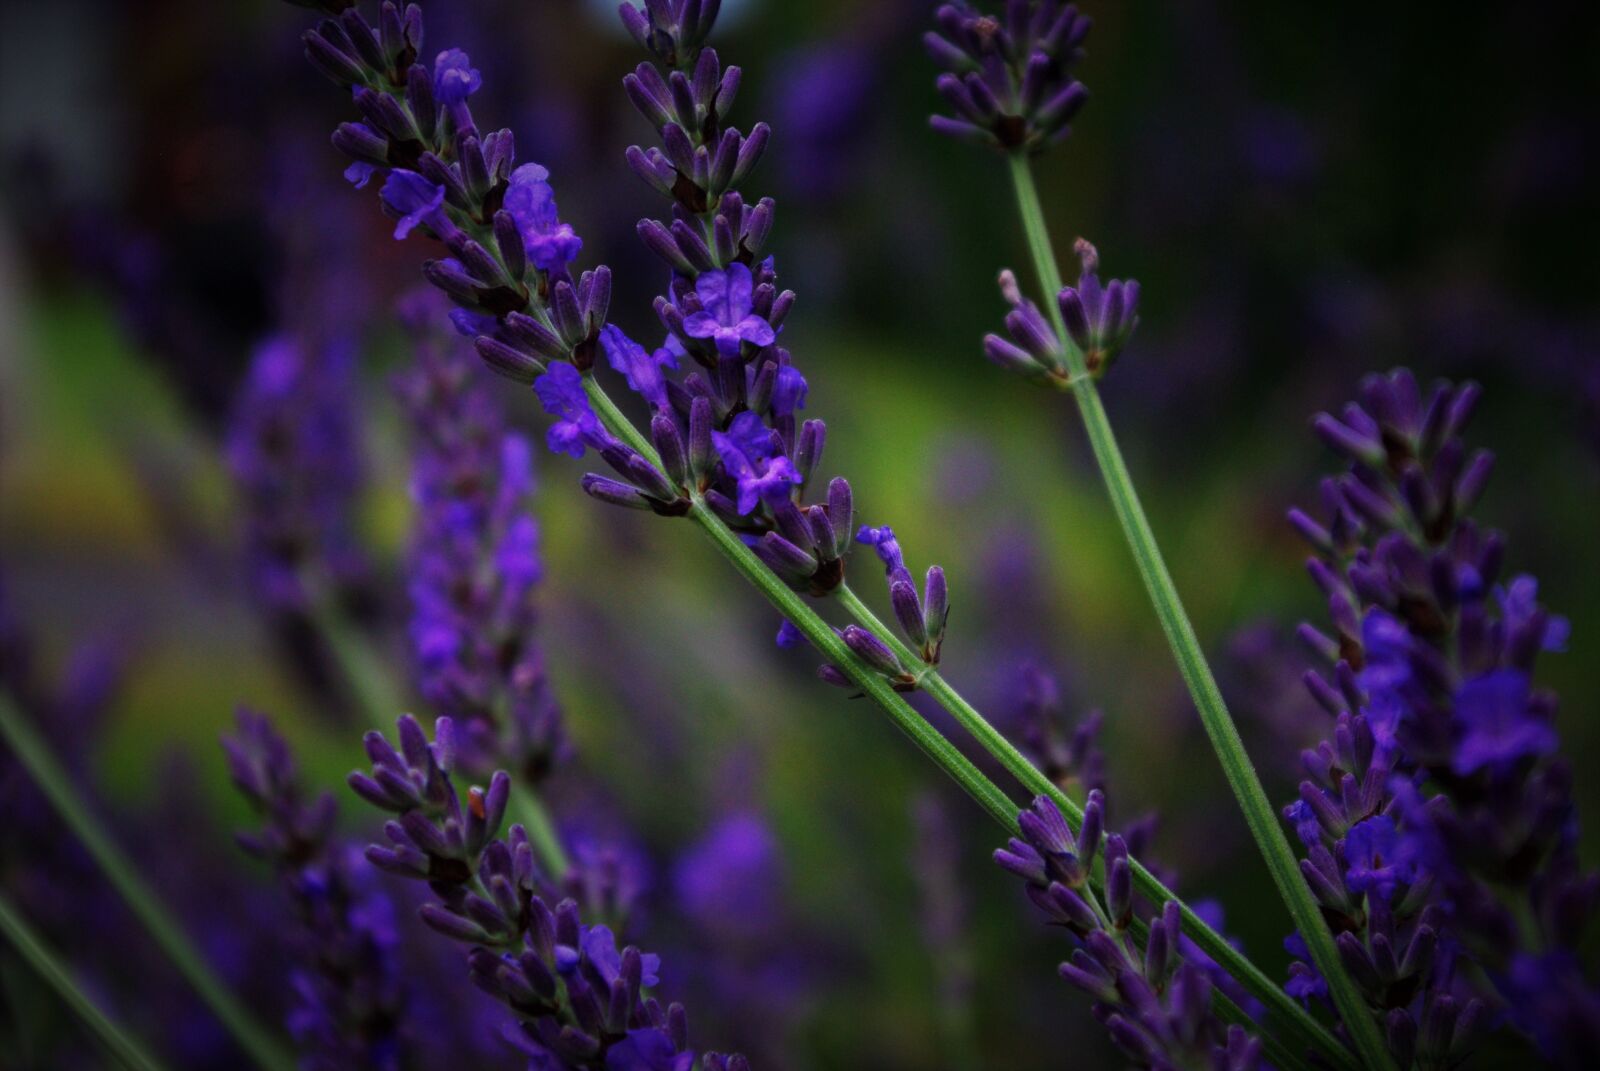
left=1284, top=369, right=1597, bottom=1065
left=224, top=709, right=408, bottom=1070
left=928, top=2, right=1394, bottom=1064
left=348, top=712, right=747, bottom=1070
left=279, top=1, right=1350, bottom=1064
left=394, top=294, right=567, bottom=789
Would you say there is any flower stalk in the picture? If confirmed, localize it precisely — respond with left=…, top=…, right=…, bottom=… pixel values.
left=1003, top=151, right=1391, bottom=1071
left=587, top=378, right=1340, bottom=1070
left=0, top=889, right=168, bottom=1071
left=0, top=690, right=294, bottom=1071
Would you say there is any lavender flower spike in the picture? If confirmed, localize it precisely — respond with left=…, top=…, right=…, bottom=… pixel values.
left=986, top=244, right=1140, bottom=387
left=856, top=525, right=950, bottom=666
left=926, top=1, right=1092, bottom=151
left=225, top=708, right=407, bottom=1069
left=349, top=714, right=745, bottom=1069
left=997, top=791, right=1263, bottom=1070
left=397, top=296, right=569, bottom=785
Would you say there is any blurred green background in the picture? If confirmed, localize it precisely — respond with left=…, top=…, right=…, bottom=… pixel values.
left=1, top=1, right=1597, bottom=1067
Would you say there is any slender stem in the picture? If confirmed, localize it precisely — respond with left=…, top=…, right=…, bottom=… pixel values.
left=0, top=691, right=294, bottom=1071
left=511, top=783, right=570, bottom=879
left=581, top=376, right=1332, bottom=1071
left=838, top=586, right=1346, bottom=1070
left=306, top=600, right=572, bottom=880
left=1005, top=152, right=1390, bottom=1070
left=0, top=890, right=168, bottom=1071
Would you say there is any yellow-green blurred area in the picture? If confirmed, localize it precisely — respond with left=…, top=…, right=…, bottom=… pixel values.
left=2, top=0, right=1598, bottom=1068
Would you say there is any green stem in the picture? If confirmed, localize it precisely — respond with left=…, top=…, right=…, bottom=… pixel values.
left=0, top=889, right=168, bottom=1071
left=838, top=586, right=1346, bottom=1070
left=0, top=691, right=294, bottom=1071
left=511, top=783, right=571, bottom=879
left=1005, top=152, right=1389, bottom=1070
left=306, top=596, right=406, bottom=725
left=581, top=377, right=1330, bottom=1071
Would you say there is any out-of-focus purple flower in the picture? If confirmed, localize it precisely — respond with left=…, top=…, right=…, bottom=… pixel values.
left=682, top=264, right=777, bottom=356
left=1341, top=816, right=1415, bottom=899
left=674, top=813, right=783, bottom=943
left=225, top=333, right=369, bottom=613
left=398, top=298, right=568, bottom=783
left=224, top=709, right=407, bottom=1069
left=1451, top=670, right=1556, bottom=775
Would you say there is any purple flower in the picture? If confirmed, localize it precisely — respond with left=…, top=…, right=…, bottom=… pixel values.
left=855, top=525, right=905, bottom=574
left=380, top=169, right=450, bottom=240
left=1498, top=576, right=1571, bottom=653
left=674, top=813, right=783, bottom=941
left=503, top=164, right=583, bottom=272
left=775, top=619, right=804, bottom=648
left=601, top=325, right=677, bottom=409
left=682, top=264, right=776, bottom=356
left=1057, top=239, right=1140, bottom=371
left=433, top=48, right=482, bottom=105
left=1452, top=669, right=1557, bottom=775
left=533, top=363, right=608, bottom=459
left=770, top=362, right=809, bottom=417
left=1341, top=815, right=1415, bottom=899
left=606, top=1029, right=693, bottom=1071
left=711, top=412, right=798, bottom=514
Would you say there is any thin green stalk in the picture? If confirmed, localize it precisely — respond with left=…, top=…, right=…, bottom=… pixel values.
left=511, top=783, right=571, bottom=879
left=0, top=691, right=294, bottom=1071
left=307, top=600, right=572, bottom=880
left=838, top=586, right=1348, bottom=1070
left=1004, top=152, right=1389, bottom=1070
left=0, top=890, right=168, bottom=1071
left=581, top=377, right=1330, bottom=1071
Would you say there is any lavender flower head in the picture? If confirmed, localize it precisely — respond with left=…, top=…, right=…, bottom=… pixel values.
left=225, top=333, right=369, bottom=611
left=396, top=294, right=568, bottom=785
left=995, top=791, right=1262, bottom=1070
left=1282, top=369, right=1593, bottom=1064
left=984, top=241, right=1139, bottom=386
left=925, top=1, right=1092, bottom=151
left=225, top=708, right=407, bottom=1069
left=348, top=714, right=745, bottom=1069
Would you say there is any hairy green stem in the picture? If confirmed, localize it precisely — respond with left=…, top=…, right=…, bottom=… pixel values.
left=838, top=586, right=1346, bottom=1069
left=1004, top=152, right=1387, bottom=1070
left=307, top=600, right=572, bottom=879
left=581, top=378, right=1330, bottom=1070
left=0, top=890, right=168, bottom=1071
left=0, top=691, right=294, bottom=1071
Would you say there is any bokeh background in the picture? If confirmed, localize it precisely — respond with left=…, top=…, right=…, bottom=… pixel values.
left=1, top=0, right=1597, bottom=1068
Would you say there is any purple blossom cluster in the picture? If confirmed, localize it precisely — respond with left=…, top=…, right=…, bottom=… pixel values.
left=925, top=1, right=1092, bottom=151
left=395, top=294, right=567, bottom=785
left=225, top=333, right=370, bottom=612
left=1284, top=369, right=1596, bottom=1065
left=995, top=791, right=1262, bottom=1071
left=348, top=713, right=746, bottom=1070
left=224, top=709, right=408, bottom=1070
left=986, top=240, right=1140, bottom=385
left=291, top=0, right=949, bottom=696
